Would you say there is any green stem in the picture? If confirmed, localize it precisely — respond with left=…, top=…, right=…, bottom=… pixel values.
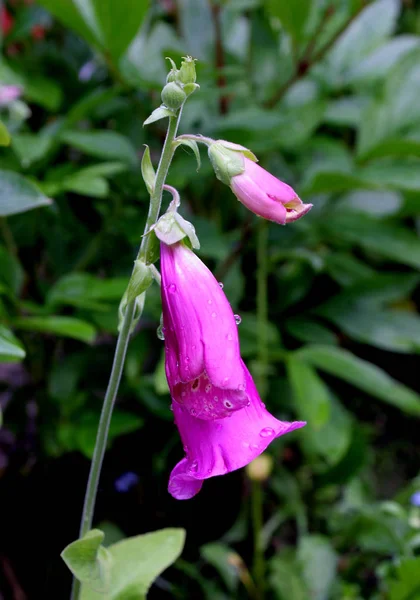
left=71, top=111, right=183, bottom=600
left=0, top=217, right=18, bottom=257
left=251, top=219, right=269, bottom=600
left=251, top=479, right=265, bottom=600
left=256, top=219, right=269, bottom=397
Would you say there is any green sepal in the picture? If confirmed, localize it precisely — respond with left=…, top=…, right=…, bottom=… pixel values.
left=152, top=211, right=200, bottom=249
left=61, top=529, right=112, bottom=593
left=126, top=260, right=154, bottom=303
left=143, top=106, right=177, bottom=126
left=173, top=138, right=201, bottom=171
left=141, top=146, right=156, bottom=195
left=118, top=291, right=146, bottom=333
left=207, top=140, right=257, bottom=186
left=178, top=56, right=197, bottom=84
left=183, top=83, right=200, bottom=97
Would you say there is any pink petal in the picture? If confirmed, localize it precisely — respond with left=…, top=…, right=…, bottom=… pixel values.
left=168, top=361, right=305, bottom=499
left=161, top=243, right=247, bottom=418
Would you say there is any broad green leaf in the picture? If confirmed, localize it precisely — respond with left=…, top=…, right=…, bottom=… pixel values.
left=61, top=530, right=112, bottom=593
left=91, top=0, right=149, bottom=60
left=298, top=535, right=337, bottom=600
left=37, top=0, right=99, bottom=47
left=47, top=273, right=128, bottom=310
left=348, top=35, right=420, bottom=84
left=285, top=316, right=337, bottom=345
left=60, top=130, right=138, bottom=166
left=239, top=312, right=281, bottom=358
left=73, top=410, right=143, bottom=458
left=14, top=316, right=96, bottom=344
left=0, top=121, right=11, bottom=146
left=296, top=345, right=420, bottom=416
left=0, top=325, right=25, bottom=362
left=12, top=134, right=53, bottom=167
left=0, top=170, right=52, bottom=216
left=201, top=543, right=240, bottom=592
left=287, top=357, right=352, bottom=465
left=269, top=556, right=307, bottom=600
left=388, top=557, right=420, bottom=600
left=264, top=0, right=311, bottom=42
left=287, top=357, right=331, bottom=429
left=323, top=0, right=399, bottom=88
left=322, top=212, right=420, bottom=269
left=80, top=528, right=186, bottom=599
left=0, top=245, right=24, bottom=295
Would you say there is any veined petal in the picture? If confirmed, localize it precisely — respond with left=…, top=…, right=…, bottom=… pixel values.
left=172, top=372, right=248, bottom=420
left=168, top=361, right=305, bottom=499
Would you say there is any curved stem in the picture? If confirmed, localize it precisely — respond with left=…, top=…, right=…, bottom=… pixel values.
left=252, top=219, right=269, bottom=600
left=71, top=110, right=183, bottom=600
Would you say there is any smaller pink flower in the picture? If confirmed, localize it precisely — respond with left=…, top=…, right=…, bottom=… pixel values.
left=231, top=158, right=312, bottom=225
left=0, top=85, right=21, bottom=107
left=168, top=361, right=305, bottom=500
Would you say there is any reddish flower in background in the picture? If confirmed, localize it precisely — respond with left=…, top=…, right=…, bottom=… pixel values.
left=230, top=157, right=312, bottom=224
left=160, top=241, right=305, bottom=500
left=0, top=6, right=14, bottom=36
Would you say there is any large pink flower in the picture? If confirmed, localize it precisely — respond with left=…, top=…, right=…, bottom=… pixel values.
left=168, top=361, right=305, bottom=500
left=231, top=158, right=312, bottom=224
left=161, top=242, right=249, bottom=420
left=160, top=241, right=305, bottom=500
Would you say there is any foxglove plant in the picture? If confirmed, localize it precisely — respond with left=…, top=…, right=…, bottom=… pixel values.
left=66, top=56, right=310, bottom=598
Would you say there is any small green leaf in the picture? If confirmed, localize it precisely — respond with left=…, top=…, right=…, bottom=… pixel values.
left=296, top=345, right=420, bottom=416
left=287, top=358, right=331, bottom=429
left=388, top=557, right=420, bottom=600
left=0, top=121, right=11, bottom=146
left=174, top=139, right=201, bottom=171
left=14, top=316, right=96, bottom=344
left=298, top=535, right=337, bottom=600
left=126, top=260, right=154, bottom=303
left=0, top=170, right=52, bottom=217
left=0, top=326, right=26, bottom=362
left=143, top=106, right=177, bottom=126
left=80, top=528, right=186, bottom=600
left=141, top=146, right=156, bottom=195
left=61, top=130, right=138, bottom=166
left=61, top=529, right=112, bottom=593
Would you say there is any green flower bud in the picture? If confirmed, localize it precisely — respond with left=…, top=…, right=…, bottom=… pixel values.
left=166, top=69, right=179, bottom=83
left=178, top=56, right=197, bottom=84
left=161, top=82, right=186, bottom=110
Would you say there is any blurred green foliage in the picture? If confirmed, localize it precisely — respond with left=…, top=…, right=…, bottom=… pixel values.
left=1, top=0, right=420, bottom=598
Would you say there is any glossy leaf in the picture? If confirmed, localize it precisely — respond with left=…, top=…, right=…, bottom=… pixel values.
left=60, top=130, right=138, bottom=166
left=80, top=529, right=186, bottom=599
left=0, top=326, right=26, bottom=362
left=14, top=316, right=96, bottom=344
left=297, top=345, right=420, bottom=416
left=0, top=170, right=52, bottom=216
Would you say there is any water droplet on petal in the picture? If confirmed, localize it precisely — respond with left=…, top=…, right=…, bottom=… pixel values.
left=183, top=445, right=189, bottom=453
left=190, top=408, right=196, bottom=416
left=208, top=299, right=212, bottom=305
left=188, top=460, right=198, bottom=473
left=222, top=377, right=229, bottom=387
left=260, top=427, right=275, bottom=438
left=226, top=333, right=233, bottom=341
left=237, top=383, right=245, bottom=391
left=157, top=324, right=165, bottom=340
left=234, top=314, right=242, bottom=325
left=211, top=312, right=217, bottom=318
left=213, top=396, right=219, bottom=402
left=168, top=283, right=177, bottom=293
left=218, top=282, right=224, bottom=289
left=242, top=441, right=250, bottom=448
left=252, top=443, right=259, bottom=449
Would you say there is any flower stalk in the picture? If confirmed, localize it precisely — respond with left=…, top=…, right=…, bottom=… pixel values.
left=71, top=110, right=184, bottom=600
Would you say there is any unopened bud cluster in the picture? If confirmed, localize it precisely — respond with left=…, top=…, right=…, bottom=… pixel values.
left=161, top=56, right=199, bottom=111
